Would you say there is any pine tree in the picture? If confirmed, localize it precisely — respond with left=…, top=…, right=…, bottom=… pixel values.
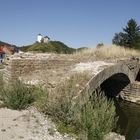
left=112, top=19, right=140, bottom=49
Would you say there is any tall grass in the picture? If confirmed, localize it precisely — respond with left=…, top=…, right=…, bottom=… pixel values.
left=71, top=45, right=140, bottom=61
left=33, top=86, right=48, bottom=112
left=75, top=92, right=117, bottom=140
left=0, top=74, right=4, bottom=107
left=0, top=73, right=3, bottom=90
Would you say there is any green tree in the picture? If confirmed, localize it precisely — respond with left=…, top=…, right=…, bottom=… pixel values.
left=112, top=32, right=127, bottom=46
left=112, top=18, right=140, bottom=49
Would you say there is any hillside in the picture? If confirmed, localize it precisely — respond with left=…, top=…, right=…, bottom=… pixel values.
left=0, top=40, right=18, bottom=51
left=20, top=41, right=76, bottom=54
left=0, top=41, right=12, bottom=46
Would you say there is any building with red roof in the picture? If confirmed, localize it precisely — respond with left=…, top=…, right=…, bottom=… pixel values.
left=0, top=47, right=6, bottom=63
left=0, top=45, right=15, bottom=63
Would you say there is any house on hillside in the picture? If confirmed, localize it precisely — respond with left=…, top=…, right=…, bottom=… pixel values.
left=0, top=48, right=5, bottom=63
left=37, top=34, right=50, bottom=43
left=43, top=36, right=50, bottom=43
left=0, top=45, right=16, bottom=63
left=2, top=45, right=15, bottom=55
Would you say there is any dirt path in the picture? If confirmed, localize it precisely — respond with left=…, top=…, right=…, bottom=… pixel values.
left=0, top=107, right=74, bottom=140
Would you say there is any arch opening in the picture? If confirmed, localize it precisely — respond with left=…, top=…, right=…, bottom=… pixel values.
left=136, top=69, right=140, bottom=81
left=100, top=73, right=130, bottom=98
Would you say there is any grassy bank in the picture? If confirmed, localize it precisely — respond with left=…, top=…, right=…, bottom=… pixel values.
left=0, top=73, right=118, bottom=140
left=71, top=45, right=140, bottom=62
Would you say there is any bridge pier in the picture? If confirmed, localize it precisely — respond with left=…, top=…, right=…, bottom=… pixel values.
left=120, top=82, right=140, bottom=104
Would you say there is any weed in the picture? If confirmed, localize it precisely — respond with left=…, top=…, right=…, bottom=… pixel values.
left=0, top=81, right=35, bottom=110
left=33, top=86, right=48, bottom=112
left=48, top=128, right=55, bottom=136
left=75, top=92, right=118, bottom=140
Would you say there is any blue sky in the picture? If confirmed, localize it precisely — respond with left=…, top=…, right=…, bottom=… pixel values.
left=0, top=0, right=140, bottom=48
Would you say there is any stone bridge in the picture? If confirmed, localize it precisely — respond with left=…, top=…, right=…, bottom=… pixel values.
left=2, top=53, right=140, bottom=103
left=74, top=60, right=140, bottom=104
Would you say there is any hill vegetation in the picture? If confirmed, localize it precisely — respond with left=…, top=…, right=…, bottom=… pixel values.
left=0, top=40, right=12, bottom=46
left=20, top=41, right=76, bottom=54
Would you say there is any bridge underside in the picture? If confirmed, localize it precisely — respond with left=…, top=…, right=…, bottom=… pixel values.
left=136, top=69, right=140, bottom=81
left=100, top=73, right=130, bottom=98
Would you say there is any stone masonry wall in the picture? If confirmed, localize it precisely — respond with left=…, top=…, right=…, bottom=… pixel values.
left=120, top=82, right=140, bottom=104
left=3, top=54, right=75, bottom=86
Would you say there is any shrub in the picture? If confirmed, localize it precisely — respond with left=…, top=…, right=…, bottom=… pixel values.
left=75, top=92, right=118, bottom=140
left=0, top=73, right=3, bottom=89
left=34, top=86, right=48, bottom=112
left=0, top=74, right=4, bottom=107
left=0, top=82, right=35, bottom=110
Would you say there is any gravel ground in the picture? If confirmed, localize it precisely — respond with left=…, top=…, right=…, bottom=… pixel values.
left=0, top=107, right=75, bottom=140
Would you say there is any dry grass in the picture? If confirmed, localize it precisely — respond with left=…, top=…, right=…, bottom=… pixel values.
left=71, top=45, right=140, bottom=62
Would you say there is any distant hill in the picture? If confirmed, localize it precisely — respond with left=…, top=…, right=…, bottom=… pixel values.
left=20, top=41, right=76, bottom=54
left=0, top=40, right=18, bottom=48
left=77, top=47, right=88, bottom=51
left=0, top=41, right=12, bottom=46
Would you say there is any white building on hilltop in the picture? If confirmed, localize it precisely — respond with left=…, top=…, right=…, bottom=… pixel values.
left=37, top=34, right=50, bottom=43
left=37, top=34, right=42, bottom=43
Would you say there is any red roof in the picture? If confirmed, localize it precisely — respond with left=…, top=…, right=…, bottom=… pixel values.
left=0, top=45, right=14, bottom=54
left=0, top=47, right=4, bottom=54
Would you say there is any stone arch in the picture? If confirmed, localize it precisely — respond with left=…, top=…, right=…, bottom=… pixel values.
left=74, top=63, right=135, bottom=103
left=84, top=64, right=133, bottom=93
